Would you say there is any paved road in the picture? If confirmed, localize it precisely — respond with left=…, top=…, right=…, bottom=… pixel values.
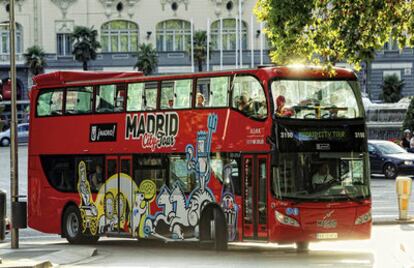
left=0, top=145, right=414, bottom=237
left=1, top=225, right=413, bottom=267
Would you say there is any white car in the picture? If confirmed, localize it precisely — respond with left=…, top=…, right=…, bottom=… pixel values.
left=0, top=123, right=29, bottom=146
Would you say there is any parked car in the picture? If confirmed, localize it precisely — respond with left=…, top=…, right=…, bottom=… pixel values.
left=0, top=123, right=29, bottom=146
left=368, top=140, right=414, bottom=179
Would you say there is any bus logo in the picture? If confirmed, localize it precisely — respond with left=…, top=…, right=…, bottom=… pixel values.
left=89, top=123, right=117, bottom=142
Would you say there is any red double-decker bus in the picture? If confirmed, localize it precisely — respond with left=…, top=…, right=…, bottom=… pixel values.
left=28, top=66, right=371, bottom=251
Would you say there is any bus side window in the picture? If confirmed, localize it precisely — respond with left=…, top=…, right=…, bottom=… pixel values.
left=37, top=90, right=64, bottom=116
left=196, top=76, right=229, bottom=108
left=133, top=155, right=167, bottom=190
left=65, top=87, right=93, bottom=115
left=169, top=155, right=196, bottom=193
left=232, top=76, right=267, bottom=119
left=115, top=85, right=126, bottom=112
left=144, top=82, right=158, bottom=111
left=96, top=84, right=116, bottom=113
left=127, top=83, right=144, bottom=111
left=161, top=79, right=192, bottom=110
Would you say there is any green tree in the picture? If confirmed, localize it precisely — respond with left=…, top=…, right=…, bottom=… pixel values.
left=403, top=97, right=414, bottom=132
left=24, top=45, right=46, bottom=76
left=134, top=43, right=158, bottom=75
left=190, top=31, right=211, bottom=72
left=379, top=74, right=404, bottom=103
left=255, top=0, right=414, bottom=71
left=71, top=26, right=101, bottom=71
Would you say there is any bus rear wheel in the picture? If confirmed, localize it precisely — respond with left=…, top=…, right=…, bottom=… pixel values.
left=200, top=206, right=227, bottom=251
left=63, top=205, right=99, bottom=244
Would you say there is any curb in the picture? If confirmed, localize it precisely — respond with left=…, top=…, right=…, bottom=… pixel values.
left=373, top=218, right=414, bottom=225
left=0, top=260, right=52, bottom=268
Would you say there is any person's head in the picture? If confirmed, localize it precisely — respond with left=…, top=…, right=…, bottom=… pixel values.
left=196, top=93, right=205, bottom=106
left=319, top=164, right=329, bottom=175
left=96, top=165, right=102, bottom=173
left=168, top=99, right=174, bottom=108
left=276, top=95, right=286, bottom=111
left=404, top=129, right=411, bottom=138
left=239, top=95, right=248, bottom=106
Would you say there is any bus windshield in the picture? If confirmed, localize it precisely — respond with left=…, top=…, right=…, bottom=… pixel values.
left=272, top=152, right=370, bottom=201
left=271, top=80, right=363, bottom=119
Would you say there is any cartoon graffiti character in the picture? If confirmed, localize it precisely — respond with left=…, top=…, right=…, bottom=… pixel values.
left=77, top=161, right=98, bottom=235
left=220, top=163, right=238, bottom=241
left=132, top=192, right=147, bottom=237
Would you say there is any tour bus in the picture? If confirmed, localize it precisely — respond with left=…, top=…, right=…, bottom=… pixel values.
left=28, top=66, right=371, bottom=251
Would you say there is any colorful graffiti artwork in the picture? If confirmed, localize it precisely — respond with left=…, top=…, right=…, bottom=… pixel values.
left=77, top=113, right=219, bottom=241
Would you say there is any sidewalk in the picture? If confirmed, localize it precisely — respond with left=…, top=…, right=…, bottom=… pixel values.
left=0, top=239, right=96, bottom=268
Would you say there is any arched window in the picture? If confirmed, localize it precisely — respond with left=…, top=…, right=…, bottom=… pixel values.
left=156, top=20, right=191, bottom=52
left=101, top=20, right=139, bottom=52
left=0, top=22, right=23, bottom=54
left=211, top=19, right=247, bottom=50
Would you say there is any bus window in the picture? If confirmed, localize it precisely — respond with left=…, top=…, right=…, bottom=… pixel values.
left=161, top=79, right=192, bottom=110
left=169, top=155, right=196, bottom=192
left=96, top=84, right=116, bottom=113
left=65, top=87, right=93, bottom=115
left=232, top=76, right=267, bottom=119
left=133, top=155, right=167, bottom=190
left=115, top=85, right=126, bottom=112
left=75, top=156, right=104, bottom=193
left=196, top=76, right=229, bottom=108
left=127, top=83, right=144, bottom=111
left=36, top=90, right=63, bottom=116
left=144, top=82, right=158, bottom=111
left=41, top=155, right=75, bottom=192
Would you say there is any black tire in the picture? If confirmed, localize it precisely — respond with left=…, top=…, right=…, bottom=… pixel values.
left=296, top=241, right=309, bottom=253
left=0, top=138, right=10, bottom=147
left=383, top=163, right=397, bottom=179
left=200, top=206, right=227, bottom=251
left=62, top=206, right=99, bottom=244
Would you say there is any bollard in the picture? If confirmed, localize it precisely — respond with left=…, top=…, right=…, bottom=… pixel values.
left=396, top=176, right=412, bottom=220
left=0, top=190, right=6, bottom=241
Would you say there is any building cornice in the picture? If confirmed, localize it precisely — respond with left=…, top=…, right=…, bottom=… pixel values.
left=50, top=0, right=77, bottom=19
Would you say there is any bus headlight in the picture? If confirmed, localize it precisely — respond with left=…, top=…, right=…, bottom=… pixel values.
left=355, top=211, right=371, bottom=225
left=275, top=211, right=300, bottom=227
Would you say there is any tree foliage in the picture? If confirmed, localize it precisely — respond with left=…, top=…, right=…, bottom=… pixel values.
left=403, top=97, right=414, bottom=132
left=255, top=0, right=414, bottom=71
left=24, top=45, right=46, bottom=76
left=134, top=43, right=158, bottom=75
left=71, top=26, right=101, bottom=71
left=190, top=31, right=212, bottom=72
left=379, top=74, right=404, bottom=103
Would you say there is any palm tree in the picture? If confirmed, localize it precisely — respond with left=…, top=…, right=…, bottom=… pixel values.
left=24, top=45, right=46, bottom=76
left=190, top=31, right=211, bottom=72
left=71, top=26, right=101, bottom=71
left=134, top=43, right=158, bottom=75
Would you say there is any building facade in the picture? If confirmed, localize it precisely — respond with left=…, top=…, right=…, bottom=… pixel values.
left=0, top=0, right=413, bottom=104
left=0, top=0, right=271, bottom=100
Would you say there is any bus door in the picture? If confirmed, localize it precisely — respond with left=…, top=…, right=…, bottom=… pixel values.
left=242, top=154, right=269, bottom=240
left=105, top=155, right=133, bottom=236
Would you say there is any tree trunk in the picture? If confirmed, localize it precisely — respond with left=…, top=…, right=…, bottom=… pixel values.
left=198, top=60, right=203, bottom=72
left=83, top=61, right=88, bottom=71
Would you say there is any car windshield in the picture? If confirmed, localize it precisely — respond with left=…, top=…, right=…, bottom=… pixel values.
left=272, top=152, right=370, bottom=201
left=271, top=80, right=363, bottom=119
left=375, top=142, right=406, bottom=154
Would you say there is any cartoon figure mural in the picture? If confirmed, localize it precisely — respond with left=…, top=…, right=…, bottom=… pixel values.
left=144, top=113, right=218, bottom=240
left=77, top=113, right=219, bottom=241
left=220, top=163, right=239, bottom=241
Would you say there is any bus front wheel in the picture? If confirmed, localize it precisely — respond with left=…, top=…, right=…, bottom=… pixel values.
left=62, top=205, right=99, bottom=244
left=200, top=205, right=227, bottom=251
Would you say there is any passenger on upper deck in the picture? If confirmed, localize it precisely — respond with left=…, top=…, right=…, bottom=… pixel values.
left=196, top=93, right=205, bottom=107
left=275, top=95, right=294, bottom=117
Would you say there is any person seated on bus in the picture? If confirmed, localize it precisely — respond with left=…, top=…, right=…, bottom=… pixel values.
left=237, top=94, right=253, bottom=114
left=90, top=164, right=103, bottom=191
left=168, top=99, right=174, bottom=108
left=196, top=93, right=205, bottom=107
left=275, top=95, right=294, bottom=117
left=312, top=163, right=334, bottom=190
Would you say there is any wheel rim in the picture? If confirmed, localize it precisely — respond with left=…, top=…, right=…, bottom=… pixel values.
left=385, top=165, right=396, bottom=178
left=67, top=212, right=79, bottom=238
left=2, top=139, right=9, bottom=146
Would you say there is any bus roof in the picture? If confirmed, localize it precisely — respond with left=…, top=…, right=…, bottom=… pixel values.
left=32, top=66, right=356, bottom=89
left=32, top=71, right=144, bottom=88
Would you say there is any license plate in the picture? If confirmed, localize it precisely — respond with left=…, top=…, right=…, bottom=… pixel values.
left=316, top=233, right=338, bottom=239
